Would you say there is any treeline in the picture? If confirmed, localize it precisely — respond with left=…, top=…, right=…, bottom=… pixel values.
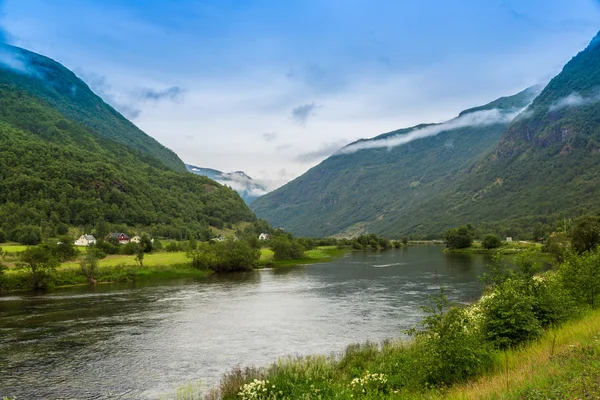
left=0, top=85, right=255, bottom=244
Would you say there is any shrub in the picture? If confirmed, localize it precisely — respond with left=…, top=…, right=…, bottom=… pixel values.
left=558, top=249, right=600, bottom=308
left=480, top=278, right=542, bottom=348
left=408, top=287, right=493, bottom=385
left=18, top=246, right=59, bottom=289
left=271, top=237, right=305, bottom=261
left=445, top=226, right=473, bottom=249
left=80, top=251, right=99, bottom=284
left=481, top=234, right=502, bottom=249
left=0, top=229, right=6, bottom=243
left=55, top=223, right=69, bottom=236
left=165, top=242, right=181, bottom=252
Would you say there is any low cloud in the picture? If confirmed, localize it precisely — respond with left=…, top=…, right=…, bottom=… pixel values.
left=338, top=108, right=524, bottom=155
left=294, top=140, right=349, bottom=163
left=548, top=92, right=600, bottom=112
left=262, top=132, right=277, bottom=141
left=291, top=103, right=320, bottom=126
left=0, top=45, right=40, bottom=77
left=138, top=86, right=185, bottom=102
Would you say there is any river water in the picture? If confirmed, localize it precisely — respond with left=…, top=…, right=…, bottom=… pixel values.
left=0, top=245, right=491, bottom=399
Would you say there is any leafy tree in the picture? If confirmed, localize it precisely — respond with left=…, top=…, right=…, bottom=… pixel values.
left=19, top=246, right=59, bottom=289
left=0, top=229, right=6, bottom=243
left=569, top=215, right=600, bottom=253
left=481, top=234, right=501, bottom=249
left=407, top=286, right=493, bottom=385
left=140, top=234, right=153, bottom=253
left=558, top=249, right=600, bottom=308
left=271, top=237, right=305, bottom=261
left=444, top=226, right=473, bottom=249
left=51, top=237, right=79, bottom=262
left=134, top=245, right=145, bottom=267
left=80, top=250, right=99, bottom=285
left=55, top=223, right=69, bottom=235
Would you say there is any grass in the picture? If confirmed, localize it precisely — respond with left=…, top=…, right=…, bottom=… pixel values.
left=191, top=308, right=600, bottom=400
left=445, top=241, right=544, bottom=255
left=260, top=246, right=349, bottom=267
left=60, top=251, right=189, bottom=269
left=445, top=308, right=600, bottom=400
left=0, top=244, right=28, bottom=253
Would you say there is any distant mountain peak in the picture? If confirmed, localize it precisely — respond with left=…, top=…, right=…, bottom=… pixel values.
left=186, top=164, right=269, bottom=204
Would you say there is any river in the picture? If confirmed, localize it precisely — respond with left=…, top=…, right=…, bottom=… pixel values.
left=0, top=245, right=491, bottom=399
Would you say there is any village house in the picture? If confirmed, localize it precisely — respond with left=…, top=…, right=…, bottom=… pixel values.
left=74, top=234, right=96, bottom=247
left=258, top=233, right=270, bottom=240
left=130, top=235, right=141, bottom=243
left=105, top=232, right=130, bottom=245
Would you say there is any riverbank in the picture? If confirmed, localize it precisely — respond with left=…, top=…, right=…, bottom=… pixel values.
left=194, top=308, right=600, bottom=400
left=0, top=261, right=212, bottom=292
left=260, top=245, right=349, bottom=267
left=444, top=240, right=543, bottom=255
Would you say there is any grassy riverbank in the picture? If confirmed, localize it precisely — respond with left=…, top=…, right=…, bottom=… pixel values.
left=444, top=241, right=543, bottom=255
left=260, top=246, right=349, bottom=267
left=1, top=256, right=212, bottom=292
left=164, top=308, right=600, bottom=400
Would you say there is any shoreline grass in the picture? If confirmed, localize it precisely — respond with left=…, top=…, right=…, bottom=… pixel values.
left=260, top=246, right=349, bottom=267
left=1, top=261, right=212, bottom=292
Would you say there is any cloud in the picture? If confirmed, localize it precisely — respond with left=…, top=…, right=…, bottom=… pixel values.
left=291, top=103, right=320, bottom=126
left=77, top=71, right=142, bottom=119
left=0, top=45, right=41, bottom=76
left=548, top=91, right=600, bottom=111
left=294, top=140, right=349, bottom=163
left=276, top=143, right=292, bottom=151
left=138, top=86, right=185, bottom=102
left=262, top=132, right=277, bottom=141
left=338, top=108, right=525, bottom=155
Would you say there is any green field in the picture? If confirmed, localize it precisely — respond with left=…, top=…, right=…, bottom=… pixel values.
left=0, top=244, right=28, bottom=253
left=60, top=251, right=188, bottom=269
left=261, top=246, right=349, bottom=267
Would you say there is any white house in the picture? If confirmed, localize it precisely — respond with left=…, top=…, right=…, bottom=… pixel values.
left=258, top=233, right=270, bottom=240
left=130, top=235, right=141, bottom=244
left=506, top=237, right=513, bottom=242
left=74, top=234, right=96, bottom=247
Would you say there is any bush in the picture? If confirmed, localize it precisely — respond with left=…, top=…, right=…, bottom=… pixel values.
left=558, top=249, right=600, bottom=308
left=0, top=230, right=6, bottom=243
left=408, top=287, right=493, bottom=385
left=271, top=237, right=305, bottom=261
left=186, top=239, right=260, bottom=272
left=55, top=223, right=69, bottom=236
left=80, top=251, right=99, bottom=284
left=165, top=242, right=181, bottom=252
left=481, top=234, right=502, bottom=249
left=445, top=226, right=473, bottom=249
left=18, top=246, right=59, bottom=289
left=480, top=278, right=542, bottom=348
left=570, top=215, right=600, bottom=254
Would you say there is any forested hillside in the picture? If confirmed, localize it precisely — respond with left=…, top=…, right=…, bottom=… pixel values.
left=0, top=47, right=255, bottom=244
left=0, top=43, right=185, bottom=172
left=250, top=87, right=540, bottom=238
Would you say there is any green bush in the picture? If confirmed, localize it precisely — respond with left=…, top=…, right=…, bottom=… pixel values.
left=271, top=237, right=305, bottom=260
left=0, top=229, right=6, bottom=243
left=408, top=287, right=493, bottom=385
left=18, top=246, right=59, bottom=289
left=445, top=226, right=474, bottom=249
left=558, top=249, right=600, bottom=308
left=481, top=234, right=502, bottom=249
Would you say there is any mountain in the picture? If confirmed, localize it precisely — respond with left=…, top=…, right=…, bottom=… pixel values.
left=186, top=164, right=269, bottom=204
left=250, top=86, right=541, bottom=237
left=252, top=31, right=600, bottom=240
left=0, top=44, right=255, bottom=243
left=0, top=44, right=185, bottom=172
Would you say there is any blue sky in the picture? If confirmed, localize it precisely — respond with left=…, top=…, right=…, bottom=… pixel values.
left=1, top=0, right=600, bottom=187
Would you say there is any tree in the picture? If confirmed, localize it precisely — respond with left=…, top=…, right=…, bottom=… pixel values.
left=271, top=237, right=305, bottom=260
left=19, top=246, right=59, bottom=289
left=558, top=249, right=600, bottom=308
left=55, top=223, right=69, bottom=236
left=80, top=250, right=100, bottom=285
left=444, top=226, right=473, bottom=249
left=0, top=229, right=6, bottom=243
left=570, top=215, right=600, bottom=254
left=481, top=234, right=502, bottom=249
left=134, top=246, right=145, bottom=267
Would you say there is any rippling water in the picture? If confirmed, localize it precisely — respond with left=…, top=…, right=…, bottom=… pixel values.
left=0, top=245, right=490, bottom=399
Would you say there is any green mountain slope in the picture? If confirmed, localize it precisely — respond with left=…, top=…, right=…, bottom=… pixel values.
left=250, top=87, right=540, bottom=237
left=0, top=43, right=185, bottom=172
left=398, top=31, right=600, bottom=238
left=0, top=49, right=255, bottom=242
